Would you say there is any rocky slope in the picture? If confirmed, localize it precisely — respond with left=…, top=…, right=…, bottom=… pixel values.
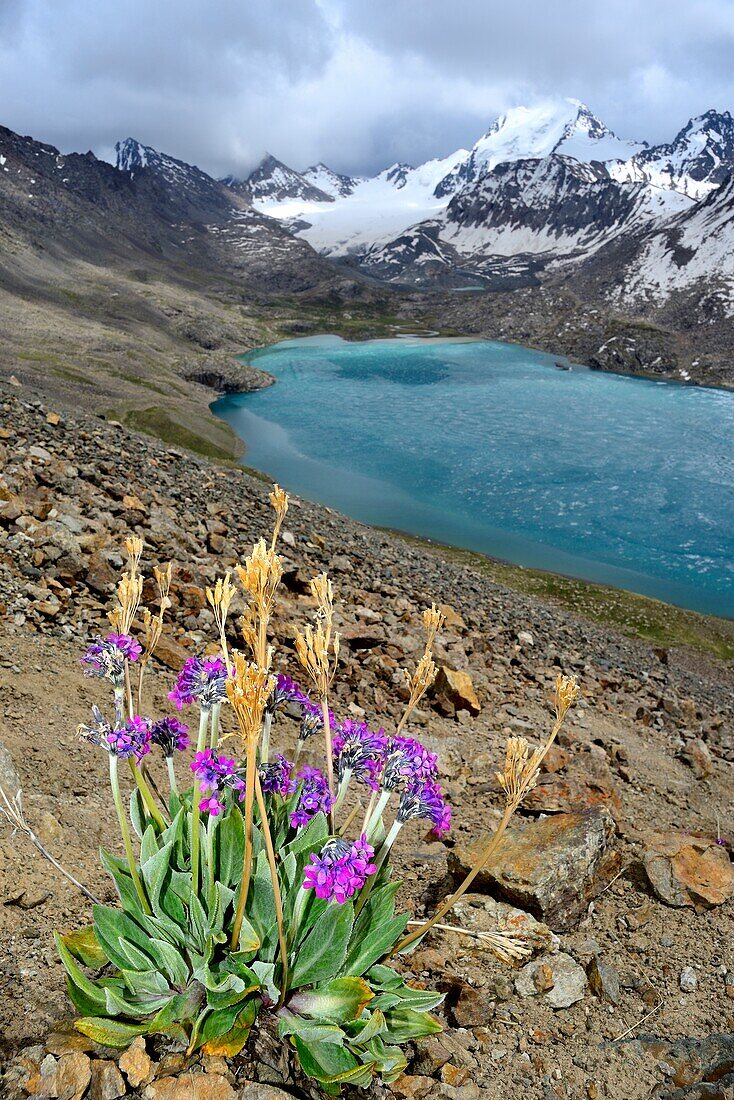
left=0, top=383, right=733, bottom=1099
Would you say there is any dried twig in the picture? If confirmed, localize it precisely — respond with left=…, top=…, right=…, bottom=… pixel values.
left=0, top=784, right=101, bottom=904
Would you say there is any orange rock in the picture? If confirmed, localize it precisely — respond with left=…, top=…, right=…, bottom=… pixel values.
left=434, top=666, right=480, bottom=714
left=146, top=1073, right=236, bottom=1100
left=118, top=1037, right=152, bottom=1089
left=643, top=832, right=734, bottom=908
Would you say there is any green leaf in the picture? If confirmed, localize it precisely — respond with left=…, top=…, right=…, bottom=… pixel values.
left=278, top=1013, right=346, bottom=1045
left=140, top=823, right=159, bottom=865
left=383, top=1006, right=442, bottom=1043
left=121, top=969, right=172, bottom=999
left=129, top=789, right=147, bottom=840
left=290, top=902, right=354, bottom=988
left=145, top=938, right=190, bottom=988
left=361, top=1035, right=407, bottom=1083
left=92, top=906, right=154, bottom=972
left=198, top=999, right=258, bottom=1056
left=343, top=1008, right=386, bottom=1044
left=393, top=985, right=445, bottom=1012
left=217, top=805, right=244, bottom=887
left=366, top=964, right=403, bottom=991
left=292, top=1035, right=375, bottom=1089
left=141, top=839, right=175, bottom=915
left=60, top=926, right=108, bottom=969
left=63, top=975, right=106, bottom=1017
left=74, top=1017, right=149, bottom=1048
left=251, top=961, right=279, bottom=1005
left=341, top=913, right=408, bottom=978
left=235, top=914, right=261, bottom=954
left=288, top=977, right=373, bottom=1024
left=284, top=812, right=328, bottom=856
left=54, top=932, right=107, bottom=1013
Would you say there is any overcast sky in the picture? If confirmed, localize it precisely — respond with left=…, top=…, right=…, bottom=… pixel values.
left=1, top=0, right=734, bottom=178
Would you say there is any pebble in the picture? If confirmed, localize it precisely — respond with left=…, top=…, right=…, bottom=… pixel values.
left=679, top=966, right=698, bottom=993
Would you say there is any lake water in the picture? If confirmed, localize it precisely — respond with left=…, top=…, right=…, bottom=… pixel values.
left=212, top=336, right=734, bottom=618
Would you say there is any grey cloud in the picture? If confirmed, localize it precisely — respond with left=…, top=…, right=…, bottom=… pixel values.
left=1, top=0, right=733, bottom=177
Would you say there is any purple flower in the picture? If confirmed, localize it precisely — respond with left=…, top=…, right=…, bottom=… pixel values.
left=169, top=656, right=228, bottom=711
left=290, top=765, right=334, bottom=828
left=298, top=699, right=336, bottom=743
left=267, top=674, right=310, bottom=714
left=106, top=716, right=152, bottom=762
left=303, top=833, right=377, bottom=904
left=381, top=736, right=438, bottom=792
left=397, top=779, right=451, bottom=837
left=81, top=633, right=142, bottom=685
left=333, top=720, right=387, bottom=791
left=259, top=753, right=296, bottom=798
left=190, top=748, right=244, bottom=814
left=150, top=716, right=189, bottom=757
left=78, top=704, right=114, bottom=749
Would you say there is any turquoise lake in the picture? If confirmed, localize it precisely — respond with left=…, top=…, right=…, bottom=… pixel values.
left=212, top=336, right=734, bottom=618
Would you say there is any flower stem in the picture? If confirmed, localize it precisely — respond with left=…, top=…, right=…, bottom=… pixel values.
left=366, top=789, right=391, bottom=841
left=206, top=813, right=217, bottom=906
left=209, top=702, right=221, bottom=751
left=260, top=711, right=272, bottom=764
left=332, top=769, right=352, bottom=817
left=321, top=696, right=334, bottom=831
left=166, top=756, right=178, bottom=796
left=130, top=761, right=166, bottom=832
left=191, top=707, right=209, bottom=896
left=109, top=755, right=150, bottom=915
left=393, top=803, right=514, bottom=954
left=354, top=819, right=401, bottom=918
left=254, top=773, right=289, bottom=1003
left=231, top=735, right=257, bottom=949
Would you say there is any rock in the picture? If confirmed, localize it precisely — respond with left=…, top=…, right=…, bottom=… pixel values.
left=451, top=894, right=559, bottom=959
left=624, top=1033, right=734, bottom=1095
left=434, top=667, right=480, bottom=715
left=341, top=623, right=386, bottom=649
left=88, top=1060, right=126, bottom=1100
left=85, top=552, right=116, bottom=595
left=153, top=634, right=191, bottom=672
left=448, top=809, right=620, bottom=931
left=439, top=604, right=466, bottom=631
left=144, top=1073, right=236, bottom=1099
left=0, top=738, right=20, bottom=793
left=678, top=738, right=714, bottom=779
left=119, top=1037, right=153, bottom=1088
left=54, top=1052, right=92, bottom=1100
left=517, top=631, right=534, bottom=647
left=523, top=749, right=621, bottom=819
left=587, top=956, right=621, bottom=1004
left=412, top=1033, right=475, bottom=1075
left=450, top=981, right=494, bottom=1028
left=390, top=1074, right=436, bottom=1099
left=680, top=966, right=698, bottom=992
left=515, top=952, right=587, bottom=1008
left=643, top=832, right=734, bottom=908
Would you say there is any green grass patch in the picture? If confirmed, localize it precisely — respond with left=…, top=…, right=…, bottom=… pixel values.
left=116, top=406, right=238, bottom=461
left=393, top=534, right=734, bottom=662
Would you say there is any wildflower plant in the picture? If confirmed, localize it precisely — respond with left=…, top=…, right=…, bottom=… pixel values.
left=49, top=485, right=580, bottom=1092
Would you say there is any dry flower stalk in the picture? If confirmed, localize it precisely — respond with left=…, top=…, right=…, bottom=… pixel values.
left=406, top=919, right=532, bottom=963
left=294, top=573, right=341, bottom=821
left=136, top=561, right=173, bottom=712
left=237, top=539, right=283, bottom=668
left=206, top=571, right=236, bottom=674
left=394, top=673, right=579, bottom=953
left=396, top=603, right=444, bottom=736
left=269, top=483, right=289, bottom=551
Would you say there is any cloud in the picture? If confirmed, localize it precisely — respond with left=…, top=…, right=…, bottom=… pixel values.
left=1, top=0, right=734, bottom=177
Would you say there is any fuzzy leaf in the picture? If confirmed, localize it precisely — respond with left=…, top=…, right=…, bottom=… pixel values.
left=60, top=926, right=108, bottom=969
left=292, top=1035, right=374, bottom=1089
left=145, top=938, right=190, bottom=988
left=284, top=812, right=329, bottom=856
left=129, top=790, right=147, bottom=840
left=217, top=805, right=245, bottom=887
left=74, top=1017, right=149, bottom=1048
left=290, top=902, right=354, bottom=988
left=141, top=839, right=175, bottom=915
left=92, top=906, right=154, bottom=972
left=54, top=932, right=107, bottom=1013
left=341, top=913, right=408, bottom=978
left=366, top=964, right=403, bottom=991
left=343, top=1008, right=387, bottom=1044
left=361, top=1035, right=407, bottom=1082
left=383, top=1006, right=442, bottom=1043
left=200, top=999, right=258, bottom=1057
left=288, top=977, right=373, bottom=1025
left=278, top=1014, right=346, bottom=1045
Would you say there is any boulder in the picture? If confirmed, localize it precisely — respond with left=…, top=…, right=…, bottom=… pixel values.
left=643, top=832, right=734, bottom=908
left=448, top=809, right=620, bottom=931
left=434, top=667, right=480, bottom=715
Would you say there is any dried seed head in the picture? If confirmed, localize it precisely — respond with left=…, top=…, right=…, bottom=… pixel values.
left=294, top=620, right=340, bottom=697
left=238, top=606, right=258, bottom=655
left=110, top=567, right=144, bottom=635
left=422, top=604, right=444, bottom=649
left=207, top=572, right=236, bottom=618
left=125, top=536, right=144, bottom=572
left=495, top=736, right=544, bottom=809
left=554, top=674, right=580, bottom=721
left=226, top=653, right=275, bottom=744
left=269, top=484, right=289, bottom=547
left=154, top=562, right=173, bottom=602
left=476, top=926, right=532, bottom=963
left=396, top=601, right=443, bottom=734
left=237, top=539, right=283, bottom=613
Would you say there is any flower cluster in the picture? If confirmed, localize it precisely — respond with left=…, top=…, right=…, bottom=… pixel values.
left=190, top=749, right=244, bottom=815
left=169, top=656, right=229, bottom=711
left=333, top=719, right=387, bottom=790
left=303, top=834, right=377, bottom=904
left=259, top=753, right=296, bottom=798
left=267, top=674, right=310, bottom=714
left=397, top=779, right=452, bottom=837
left=380, top=735, right=438, bottom=791
left=106, top=716, right=152, bottom=762
left=81, top=633, right=141, bottom=685
left=290, top=765, right=334, bottom=827
left=150, top=717, right=190, bottom=758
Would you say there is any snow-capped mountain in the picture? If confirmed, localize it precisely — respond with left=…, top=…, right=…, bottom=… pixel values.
left=608, top=110, right=734, bottom=199
left=362, top=156, right=692, bottom=286
left=434, top=100, right=644, bottom=197
left=222, top=154, right=334, bottom=204
left=114, top=137, right=236, bottom=219
left=302, top=163, right=361, bottom=199
left=619, top=173, right=734, bottom=309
